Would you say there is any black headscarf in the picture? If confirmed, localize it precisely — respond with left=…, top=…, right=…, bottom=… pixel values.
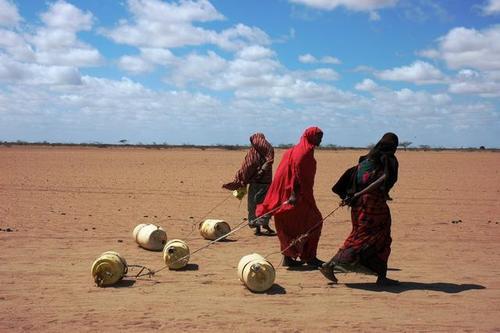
left=361, top=132, right=399, bottom=194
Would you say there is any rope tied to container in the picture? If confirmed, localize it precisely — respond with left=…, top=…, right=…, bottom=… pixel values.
left=134, top=201, right=288, bottom=278
left=184, top=192, right=233, bottom=239
left=264, top=202, right=345, bottom=261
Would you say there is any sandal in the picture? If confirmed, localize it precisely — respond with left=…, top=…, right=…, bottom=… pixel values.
left=262, top=225, right=276, bottom=235
left=319, top=263, right=338, bottom=283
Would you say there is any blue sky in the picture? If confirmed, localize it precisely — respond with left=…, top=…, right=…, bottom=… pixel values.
left=0, top=0, right=499, bottom=147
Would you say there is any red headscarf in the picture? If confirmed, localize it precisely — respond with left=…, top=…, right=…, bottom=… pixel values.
left=256, top=126, right=323, bottom=216
left=222, top=133, right=274, bottom=190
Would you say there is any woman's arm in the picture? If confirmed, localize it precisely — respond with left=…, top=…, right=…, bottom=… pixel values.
left=343, top=173, right=387, bottom=205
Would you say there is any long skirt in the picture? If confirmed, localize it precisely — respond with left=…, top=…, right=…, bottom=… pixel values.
left=274, top=203, right=322, bottom=261
left=333, top=192, right=392, bottom=276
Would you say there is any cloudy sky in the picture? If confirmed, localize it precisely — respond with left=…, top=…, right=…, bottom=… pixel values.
left=0, top=0, right=499, bottom=147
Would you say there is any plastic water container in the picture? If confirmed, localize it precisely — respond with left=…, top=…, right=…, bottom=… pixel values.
left=232, top=186, right=247, bottom=200
left=163, top=239, right=190, bottom=270
left=199, top=219, right=231, bottom=240
left=91, top=251, right=128, bottom=287
left=237, top=253, right=275, bottom=293
left=133, top=223, right=167, bottom=251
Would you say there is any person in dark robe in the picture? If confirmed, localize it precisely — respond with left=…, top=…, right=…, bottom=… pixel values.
left=222, top=133, right=275, bottom=235
left=320, top=132, right=400, bottom=286
left=256, top=127, right=324, bottom=267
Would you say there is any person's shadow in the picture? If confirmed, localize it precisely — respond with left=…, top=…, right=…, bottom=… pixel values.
left=345, top=281, right=485, bottom=294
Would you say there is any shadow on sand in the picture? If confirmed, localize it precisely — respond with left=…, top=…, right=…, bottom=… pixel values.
left=345, top=281, right=486, bottom=294
left=286, top=266, right=319, bottom=272
left=110, top=279, right=136, bottom=288
left=218, top=238, right=238, bottom=243
left=175, top=263, right=199, bottom=271
left=264, top=283, right=287, bottom=295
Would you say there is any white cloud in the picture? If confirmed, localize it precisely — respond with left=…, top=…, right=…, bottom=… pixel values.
left=289, top=0, right=398, bottom=12
left=140, top=48, right=175, bottom=65
left=103, top=0, right=269, bottom=51
left=237, top=45, right=275, bottom=60
left=321, top=55, right=341, bottom=64
left=400, top=1, right=451, bottom=23
left=421, top=25, right=500, bottom=71
left=0, top=54, right=82, bottom=85
left=353, top=65, right=375, bottom=73
left=40, top=0, right=93, bottom=30
left=376, top=60, right=445, bottom=84
left=0, top=0, right=21, bottom=27
left=0, top=29, right=35, bottom=61
left=0, top=1, right=101, bottom=88
left=417, top=48, right=439, bottom=59
left=103, top=0, right=222, bottom=48
left=163, top=46, right=345, bottom=98
left=306, top=68, right=340, bottom=81
left=213, top=24, right=270, bottom=51
left=166, top=51, right=228, bottom=88
left=431, top=93, right=452, bottom=104
left=299, top=54, right=317, bottom=63
left=369, top=11, right=381, bottom=21
left=449, top=69, right=500, bottom=97
left=36, top=48, right=102, bottom=67
left=118, top=48, right=175, bottom=74
left=118, top=55, right=154, bottom=74
left=298, top=53, right=341, bottom=64
left=481, top=0, right=500, bottom=15
left=26, top=1, right=102, bottom=67
left=349, top=82, right=499, bottom=140
left=355, top=78, right=379, bottom=91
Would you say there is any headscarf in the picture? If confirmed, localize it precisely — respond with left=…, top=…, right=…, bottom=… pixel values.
left=367, top=132, right=399, bottom=159
left=361, top=132, right=399, bottom=193
left=222, top=133, right=274, bottom=190
left=295, top=126, right=323, bottom=155
left=256, top=126, right=323, bottom=217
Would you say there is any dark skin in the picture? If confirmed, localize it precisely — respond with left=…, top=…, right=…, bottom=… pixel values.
left=287, top=131, right=323, bottom=205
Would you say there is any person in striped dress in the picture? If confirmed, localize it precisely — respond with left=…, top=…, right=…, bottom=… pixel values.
left=222, top=133, right=276, bottom=236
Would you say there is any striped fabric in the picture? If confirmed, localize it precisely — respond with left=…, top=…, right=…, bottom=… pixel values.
left=222, top=133, right=274, bottom=191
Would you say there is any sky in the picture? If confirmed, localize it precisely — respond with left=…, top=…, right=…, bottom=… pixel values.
left=0, top=0, right=499, bottom=147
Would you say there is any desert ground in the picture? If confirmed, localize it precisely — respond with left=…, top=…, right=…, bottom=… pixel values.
left=0, top=146, right=499, bottom=332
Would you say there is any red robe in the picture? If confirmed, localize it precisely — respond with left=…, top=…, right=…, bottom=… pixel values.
left=256, top=127, right=323, bottom=260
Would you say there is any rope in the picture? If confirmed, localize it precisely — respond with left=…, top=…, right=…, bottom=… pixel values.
left=264, top=202, right=344, bottom=261
left=183, top=192, right=233, bottom=239
left=126, top=264, right=155, bottom=278
left=134, top=202, right=288, bottom=278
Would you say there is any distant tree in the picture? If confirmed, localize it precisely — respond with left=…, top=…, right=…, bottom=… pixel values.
left=399, top=141, right=412, bottom=151
left=419, top=144, right=431, bottom=151
left=119, top=139, right=128, bottom=144
left=479, top=146, right=485, bottom=150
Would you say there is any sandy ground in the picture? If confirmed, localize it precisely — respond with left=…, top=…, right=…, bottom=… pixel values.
left=0, top=146, right=499, bottom=332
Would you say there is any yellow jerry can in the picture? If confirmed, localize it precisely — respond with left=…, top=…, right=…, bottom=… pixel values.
left=163, top=239, right=190, bottom=270
left=91, top=251, right=128, bottom=287
left=237, top=253, right=275, bottom=293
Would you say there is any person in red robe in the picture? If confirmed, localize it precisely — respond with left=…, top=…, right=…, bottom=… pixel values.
left=256, top=126, right=324, bottom=267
